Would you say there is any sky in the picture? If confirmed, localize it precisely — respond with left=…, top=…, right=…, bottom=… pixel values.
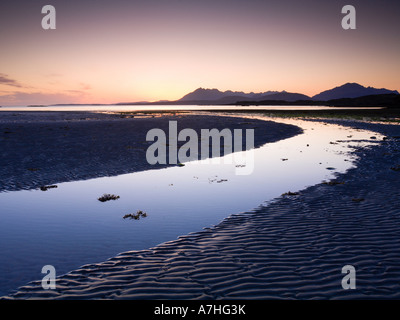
left=0, top=0, right=399, bottom=106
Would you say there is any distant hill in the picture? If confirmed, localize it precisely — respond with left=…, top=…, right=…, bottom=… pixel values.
left=179, top=88, right=230, bottom=101
left=312, top=83, right=399, bottom=101
left=179, top=84, right=399, bottom=105
left=178, top=88, right=278, bottom=102
left=258, top=92, right=311, bottom=102
left=177, top=88, right=310, bottom=104
left=112, top=83, right=399, bottom=107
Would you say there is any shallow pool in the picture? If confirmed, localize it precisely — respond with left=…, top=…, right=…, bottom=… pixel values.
left=0, top=118, right=382, bottom=296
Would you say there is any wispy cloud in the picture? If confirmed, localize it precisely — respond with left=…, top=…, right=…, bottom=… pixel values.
left=46, top=73, right=63, bottom=78
left=79, top=83, right=92, bottom=91
left=0, top=90, right=90, bottom=106
left=0, top=73, right=24, bottom=88
left=0, top=78, right=94, bottom=105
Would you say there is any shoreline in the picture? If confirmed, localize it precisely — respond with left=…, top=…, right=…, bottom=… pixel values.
left=0, top=111, right=305, bottom=297
left=0, top=111, right=301, bottom=193
left=2, top=114, right=400, bottom=299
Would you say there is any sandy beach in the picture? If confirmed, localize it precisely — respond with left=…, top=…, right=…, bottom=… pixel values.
left=2, top=112, right=400, bottom=299
left=2, top=0, right=399, bottom=305
left=0, top=111, right=301, bottom=193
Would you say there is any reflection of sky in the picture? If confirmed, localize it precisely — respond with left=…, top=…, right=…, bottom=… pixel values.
left=0, top=119, right=382, bottom=296
left=0, top=105, right=384, bottom=111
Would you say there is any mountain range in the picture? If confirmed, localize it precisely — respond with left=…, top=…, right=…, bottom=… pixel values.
left=179, top=88, right=311, bottom=103
left=178, top=83, right=398, bottom=103
left=312, top=83, right=399, bottom=100
left=116, top=82, right=398, bottom=106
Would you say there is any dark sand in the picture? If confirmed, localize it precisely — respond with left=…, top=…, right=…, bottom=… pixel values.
left=0, top=111, right=301, bottom=193
left=3, top=113, right=400, bottom=299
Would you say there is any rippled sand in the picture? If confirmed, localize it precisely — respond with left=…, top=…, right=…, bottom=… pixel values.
left=4, top=116, right=400, bottom=300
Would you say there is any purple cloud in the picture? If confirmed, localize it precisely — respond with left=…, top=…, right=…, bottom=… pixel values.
left=0, top=73, right=24, bottom=88
left=0, top=91, right=88, bottom=106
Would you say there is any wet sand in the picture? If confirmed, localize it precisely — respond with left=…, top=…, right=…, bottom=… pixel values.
left=0, top=111, right=301, bottom=192
left=2, top=113, right=400, bottom=299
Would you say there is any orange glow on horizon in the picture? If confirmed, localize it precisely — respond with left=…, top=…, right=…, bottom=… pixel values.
left=0, top=1, right=399, bottom=106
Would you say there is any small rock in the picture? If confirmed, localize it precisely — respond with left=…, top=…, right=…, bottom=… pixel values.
left=40, top=185, right=58, bottom=191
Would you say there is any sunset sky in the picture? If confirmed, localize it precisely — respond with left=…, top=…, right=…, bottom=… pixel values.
left=0, top=0, right=399, bottom=106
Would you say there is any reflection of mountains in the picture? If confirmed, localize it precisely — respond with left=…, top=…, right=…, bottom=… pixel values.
left=116, top=82, right=400, bottom=107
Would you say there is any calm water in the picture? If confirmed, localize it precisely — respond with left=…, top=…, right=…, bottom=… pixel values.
left=0, top=117, right=382, bottom=296
left=0, top=104, right=382, bottom=112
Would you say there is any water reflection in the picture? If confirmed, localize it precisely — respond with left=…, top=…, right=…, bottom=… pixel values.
left=0, top=118, right=382, bottom=296
left=0, top=104, right=382, bottom=112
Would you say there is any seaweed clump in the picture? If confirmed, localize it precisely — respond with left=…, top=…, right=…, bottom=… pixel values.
left=98, top=194, right=120, bottom=202
left=40, top=185, right=58, bottom=191
left=123, top=210, right=148, bottom=220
